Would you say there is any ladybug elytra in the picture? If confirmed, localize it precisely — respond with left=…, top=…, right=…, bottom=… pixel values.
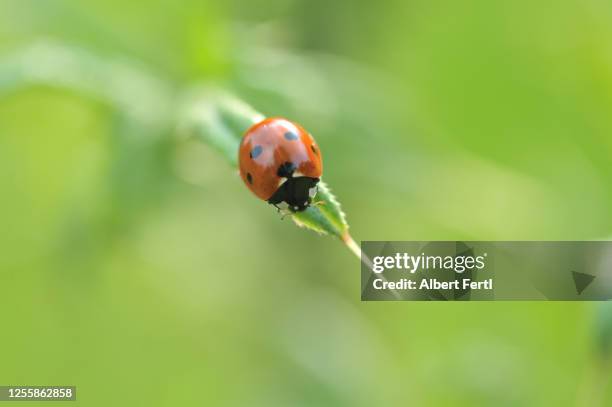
left=238, top=117, right=323, bottom=212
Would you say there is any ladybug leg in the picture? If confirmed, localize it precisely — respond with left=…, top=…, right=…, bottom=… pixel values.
left=270, top=201, right=292, bottom=218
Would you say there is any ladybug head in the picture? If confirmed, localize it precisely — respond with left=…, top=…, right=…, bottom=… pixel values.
left=267, top=172, right=320, bottom=213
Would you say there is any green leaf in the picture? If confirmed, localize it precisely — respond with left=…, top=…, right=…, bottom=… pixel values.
left=292, top=182, right=348, bottom=238
left=178, top=88, right=350, bottom=240
left=0, top=41, right=359, bottom=257
left=177, top=88, right=264, bottom=167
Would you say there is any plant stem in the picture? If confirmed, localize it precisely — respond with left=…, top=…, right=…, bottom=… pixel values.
left=342, top=232, right=402, bottom=300
left=342, top=231, right=364, bottom=262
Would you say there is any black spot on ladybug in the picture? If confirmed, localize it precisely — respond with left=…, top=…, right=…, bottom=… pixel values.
left=284, top=131, right=298, bottom=141
left=311, top=145, right=317, bottom=155
left=250, top=145, right=262, bottom=159
left=277, top=161, right=296, bottom=178
left=246, top=173, right=253, bottom=184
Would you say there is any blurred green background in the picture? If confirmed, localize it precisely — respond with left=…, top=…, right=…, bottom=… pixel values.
left=1, top=0, right=612, bottom=405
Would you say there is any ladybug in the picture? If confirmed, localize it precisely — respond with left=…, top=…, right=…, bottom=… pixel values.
left=238, top=117, right=323, bottom=212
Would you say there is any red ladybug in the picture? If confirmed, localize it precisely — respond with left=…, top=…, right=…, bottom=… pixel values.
left=238, top=117, right=323, bottom=212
